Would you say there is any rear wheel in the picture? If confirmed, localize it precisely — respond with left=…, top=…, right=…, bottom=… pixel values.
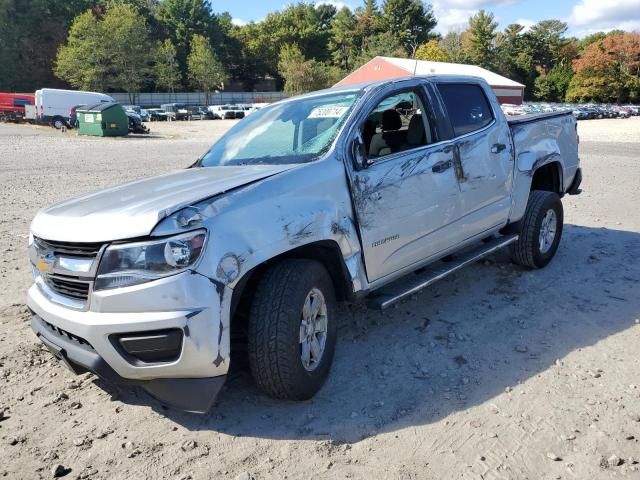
left=510, top=190, right=563, bottom=268
left=248, top=259, right=337, bottom=400
left=52, top=116, right=65, bottom=129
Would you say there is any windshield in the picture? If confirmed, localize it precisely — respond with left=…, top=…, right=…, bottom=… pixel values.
left=197, top=92, right=359, bottom=166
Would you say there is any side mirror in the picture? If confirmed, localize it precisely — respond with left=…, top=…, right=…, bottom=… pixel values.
left=351, top=133, right=369, bottom=170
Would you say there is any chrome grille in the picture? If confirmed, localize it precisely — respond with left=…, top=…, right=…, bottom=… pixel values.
left=44, top=274, right=90, bottom=300
left=34, top=237, right=105, bottom=257
left=32, top=237, right=107, bottom=306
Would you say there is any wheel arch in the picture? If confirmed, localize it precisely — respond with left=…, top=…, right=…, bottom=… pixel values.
left=531, top=161, right=563, bottom=195
left=231, top=240, right=354, bottom=320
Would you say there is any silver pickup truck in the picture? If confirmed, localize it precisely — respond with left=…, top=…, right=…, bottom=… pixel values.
left=28, top=76, right=581, bottom=412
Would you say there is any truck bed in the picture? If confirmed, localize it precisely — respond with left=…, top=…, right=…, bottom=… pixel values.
left=506, top=110, right=573, bottom=125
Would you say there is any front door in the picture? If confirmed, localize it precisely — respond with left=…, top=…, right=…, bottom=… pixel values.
left=347, top=88, right=462, bottom=282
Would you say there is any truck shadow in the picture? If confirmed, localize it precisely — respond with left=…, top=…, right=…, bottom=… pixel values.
left=97, top=224, right=640, bottom=443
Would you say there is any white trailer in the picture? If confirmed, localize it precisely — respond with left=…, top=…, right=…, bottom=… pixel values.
left=35, top=88, right=114, bottom=129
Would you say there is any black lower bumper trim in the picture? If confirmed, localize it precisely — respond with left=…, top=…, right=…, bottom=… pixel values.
left=31, top=314, right=224, bottom=413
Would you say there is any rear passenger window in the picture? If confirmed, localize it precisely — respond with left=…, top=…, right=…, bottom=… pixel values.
left=360, top=90, right=433, bottom=160
left=437, top=84, right=494, bottom=137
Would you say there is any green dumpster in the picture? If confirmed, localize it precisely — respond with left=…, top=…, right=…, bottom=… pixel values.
left=77, top=102, right=128, bottom=137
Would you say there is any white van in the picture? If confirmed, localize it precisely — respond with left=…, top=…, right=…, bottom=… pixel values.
left=35, top=88, right=114, bottom=129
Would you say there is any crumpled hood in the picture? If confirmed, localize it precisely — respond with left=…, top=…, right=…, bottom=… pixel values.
left=31, top=165, right=296, bottom=242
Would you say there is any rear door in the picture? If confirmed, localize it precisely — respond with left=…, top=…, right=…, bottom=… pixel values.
left=346, top=83, right=462, bottom=282
left=435, top=82, right=514, bottom=238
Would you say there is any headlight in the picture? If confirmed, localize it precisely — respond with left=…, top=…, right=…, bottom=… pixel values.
left=95, top=230, right=206, bottom=290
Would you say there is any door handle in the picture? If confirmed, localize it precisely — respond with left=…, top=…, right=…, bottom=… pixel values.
left=491, top=143, right=507, bottom=154
left=432, top=160, right=452, bottom=173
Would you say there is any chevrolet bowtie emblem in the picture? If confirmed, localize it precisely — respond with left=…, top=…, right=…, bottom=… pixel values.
left=35, top=252, right=55, bottom=274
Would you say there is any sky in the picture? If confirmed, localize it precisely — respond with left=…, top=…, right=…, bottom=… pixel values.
left=211, top=0, right=640, bottom=38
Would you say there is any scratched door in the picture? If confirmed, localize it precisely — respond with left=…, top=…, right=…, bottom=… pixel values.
left=347, top=89, right=463, bottom=282
left=350, top=143, right=462, bottom=282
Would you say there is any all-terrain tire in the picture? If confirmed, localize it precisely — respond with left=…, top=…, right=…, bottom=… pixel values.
left=510, top=190, right=564, bottom=269
left=248, top=259, right=337, bottom=400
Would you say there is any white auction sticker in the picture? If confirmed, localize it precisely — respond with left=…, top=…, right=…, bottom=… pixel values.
left=308, top=106, right=349, bottom=119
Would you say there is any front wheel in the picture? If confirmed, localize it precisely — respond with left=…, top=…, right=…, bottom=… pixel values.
left=510, top=190, right=564, bottom=269
left=248, top=259, right=337, bottom=400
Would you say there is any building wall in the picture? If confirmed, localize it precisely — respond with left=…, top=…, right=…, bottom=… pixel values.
left=110, top=91, right=287, bottom=108
left=335, top=58, right=414, bottom=87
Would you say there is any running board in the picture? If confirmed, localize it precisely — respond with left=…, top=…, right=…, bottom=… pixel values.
left=367, top=235, right=519, bottom=310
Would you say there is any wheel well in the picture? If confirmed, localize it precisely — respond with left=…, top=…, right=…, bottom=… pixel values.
left=229, top=241, right=354, bottom=355
left=531, top=162, right=562, bottom=194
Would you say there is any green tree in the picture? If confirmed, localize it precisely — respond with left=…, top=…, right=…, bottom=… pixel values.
left=228, top=22, right=275, bottom=89
left=439, top=31, right=468, bottom=63
left=381, top=0, right=437, bottom=57
left=465, top=10, right=498, bottom=69
left=495, top=23, right=537, bottom=98
left=55, top=4, right=154, bottom=96
left=534, top=64, right=572, bottom=101
left=415, top=39, right=450, bottom=62
left=329, top=7, right=358, bottom=70
left=236, top=2, right=339, bottom=88
left=187, top=34, right=228, bottom=96
left=0, top=0, right=91, bottom=91
left=355, top=0, right=383, bottom=50
left=155, top=39, right=182, bottom=91
left=103, top=4, right=155, bottom=95
left=354, top=31, right=406, bottom=66
left=98, top=0, right=158, bottom=18
left=156, top=0, right=212, bottom=75
left=55, top=10, right=107, bottom=90
left=527, top=20, right=568, bottom=74
left=278, top=44, right=339, bottom=95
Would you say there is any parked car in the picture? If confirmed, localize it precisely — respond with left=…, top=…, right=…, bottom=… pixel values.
left=572, top=108, right=590, bottom=120
left=209, top=104, right=245, bottom=119
left=208, top=105, right=235, bottom=119
left=625, top=105, right=639, bottom=116
left=161, top=103, right=189, bottom=121
left=122, top=105, right=141, bottom=114
left=138, top=109, right=150, bottom=122
left=147, top=108, right=168, bottom=121
left=67, top=104, right=86, bottom=128
left=27, top=76, right=581, bottom=413
left=0, top=92, right=35, bottom=122
left=124, top=109, right=150, bottom=134
left=187, top=106, right=209, bottom=120
left=206, top=106, right=222, bottom=120
left=229, top=105, right=245, bottom=119
left=35, top=88, right=114, bottom=129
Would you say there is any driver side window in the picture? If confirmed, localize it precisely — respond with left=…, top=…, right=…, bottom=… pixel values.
left=361, top=90, right=433, bottom=160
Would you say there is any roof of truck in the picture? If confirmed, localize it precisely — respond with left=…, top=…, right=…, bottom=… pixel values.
left=292, top=74, right=492, bottom=100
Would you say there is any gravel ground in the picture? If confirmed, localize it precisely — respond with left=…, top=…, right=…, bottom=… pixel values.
left=0, top=117, right=639, bottom=480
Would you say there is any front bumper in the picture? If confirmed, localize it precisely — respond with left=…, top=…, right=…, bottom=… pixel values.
left=31, top=314, right=225, bottom=412
left=27, top=270, right=232, bottom=413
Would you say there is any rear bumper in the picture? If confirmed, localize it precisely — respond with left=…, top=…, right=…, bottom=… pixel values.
left=31, top=313, right=225, bottom=413
left=567, top=167, right=582, bottom=195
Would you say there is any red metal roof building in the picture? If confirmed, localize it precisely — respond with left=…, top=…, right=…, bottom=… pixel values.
left=335, top=56, right=525, bottom=105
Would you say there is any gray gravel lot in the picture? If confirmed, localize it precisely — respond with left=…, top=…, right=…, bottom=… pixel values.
left=0, top=118, right=639, bottom=479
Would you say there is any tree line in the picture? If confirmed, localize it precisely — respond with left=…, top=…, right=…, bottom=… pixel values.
left=0, top=0, right=638, bottom=103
